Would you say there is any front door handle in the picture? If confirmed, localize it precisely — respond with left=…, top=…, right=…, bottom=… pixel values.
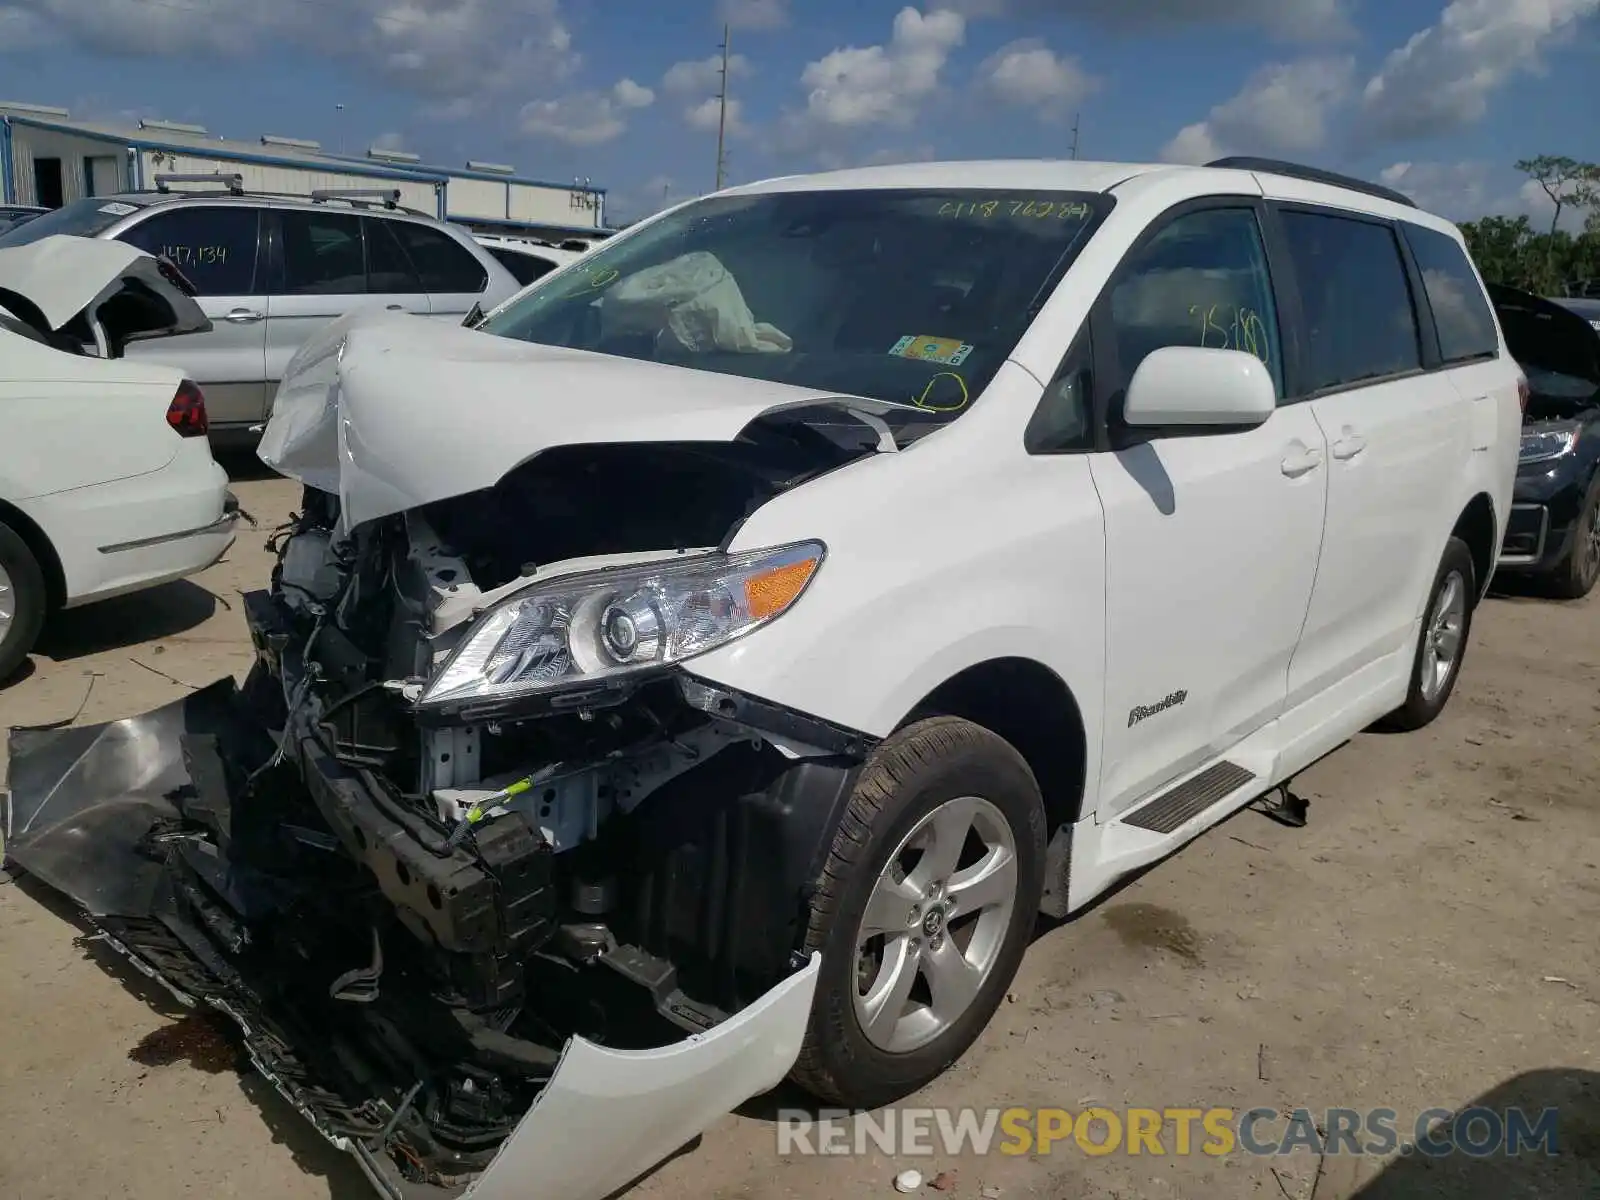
left=223, top=308, right=265, bottom=324
left=1331, top=433, right=1367, bottom=460
left=1281, top=446, right=1324, bottom=477
left=385, top=303, right=404, bottom=311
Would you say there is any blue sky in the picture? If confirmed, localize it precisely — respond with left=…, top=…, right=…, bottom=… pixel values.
left=1, top=0, right=1597, bottom=224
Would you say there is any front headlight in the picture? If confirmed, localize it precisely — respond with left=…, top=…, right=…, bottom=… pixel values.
left=1520, top=424, right=1580, bottom=464
left=418, top=540, right=825, bottom=709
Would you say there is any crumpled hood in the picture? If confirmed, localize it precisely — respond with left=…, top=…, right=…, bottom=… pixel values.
left=0, top=234, right=154, bottom=330
left=258, top=309, right=902, bottom=532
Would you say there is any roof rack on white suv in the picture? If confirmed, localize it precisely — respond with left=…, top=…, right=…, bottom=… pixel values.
left=1204, top=156, right=1418, bottom=209
left=153, top=172, right=244, bottom=195
left=309, top=187, right=403, bottom=210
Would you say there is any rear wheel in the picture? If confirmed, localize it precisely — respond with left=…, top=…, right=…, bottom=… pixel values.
left=1383, top=537, right=1474, bottom=731
left=1549, top=474, right=1600, bottom=600
left=0, top=519, right=46, bottom=683
left=790, top=717, right=1046, bottom=1109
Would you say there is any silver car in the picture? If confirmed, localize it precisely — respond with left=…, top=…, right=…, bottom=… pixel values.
left=0, top=180, right=520, bottom=442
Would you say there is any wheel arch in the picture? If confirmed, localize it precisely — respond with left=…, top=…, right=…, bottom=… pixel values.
left=1452, top=491, right=1497, bottom=601
left=899, top=656, right=1090, bottom=832
left=0, top=497, right=65, bottom=609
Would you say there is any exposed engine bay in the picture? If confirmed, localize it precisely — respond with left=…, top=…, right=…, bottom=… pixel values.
left=4, top=430, right=884, bottom=1199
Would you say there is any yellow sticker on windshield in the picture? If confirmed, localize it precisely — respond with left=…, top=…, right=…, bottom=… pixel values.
left=890, top=335, right=973, bottom=366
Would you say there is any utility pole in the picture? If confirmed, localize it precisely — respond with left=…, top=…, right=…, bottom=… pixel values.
left=1069, top=112, right=1080, bottom=160
left=714, top=23, right=731, bottom=191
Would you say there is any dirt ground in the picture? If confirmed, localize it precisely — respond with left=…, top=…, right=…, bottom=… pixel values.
left=2, top=461, right=1598, bottom=1200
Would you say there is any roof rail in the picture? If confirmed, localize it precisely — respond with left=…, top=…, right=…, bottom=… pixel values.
left=1204, top=156, right=1417, bottom=209
left=154, top=172, right=245, bottom=195
left=309, top=187, right=402, bottom=209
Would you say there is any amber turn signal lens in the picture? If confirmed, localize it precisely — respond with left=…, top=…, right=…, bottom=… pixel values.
left=743, top=556, right=819, bottom=620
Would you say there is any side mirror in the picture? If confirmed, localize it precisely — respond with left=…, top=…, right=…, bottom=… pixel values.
left=1123, top=345, right=1276, bottom=430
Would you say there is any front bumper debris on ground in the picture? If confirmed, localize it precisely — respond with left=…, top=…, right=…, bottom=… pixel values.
left=2, top=678, right=823, bottom=1199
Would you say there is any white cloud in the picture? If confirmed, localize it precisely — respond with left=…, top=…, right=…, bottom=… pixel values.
left=1378, top=160, right=1500, bottom=217
left=5, top=0, right=580, bottom=115
left=976, top=37, right=1095, bottom=116
left=370, top=129, right=409, bottom=152
left=611, top=77, right=655, bottom=108
left=1361, top=0, right=1600, bottom=141
left=1376, top=159, right=1592, bottom=230
left=685, top=96, right=746, bottom=135
left=661, top=53, right=752, bottom=96
left=937, top=0, right=1352, bottom=41
left=519, top=77, right=654, bottom=146
left=799, top=5, right=966, bottom=129
left=1160, top=56, right=1354, bottom=163
left=719, top=0, right=788, bottom=29
left=664, top=54, right=752, bottom=136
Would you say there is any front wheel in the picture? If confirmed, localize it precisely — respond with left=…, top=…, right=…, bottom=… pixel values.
left=790, top=716, right=1046, bottom=1109
left=1549, top=475, right=1600, bottom=600
left=1383, top=536, right=1475, bottom=731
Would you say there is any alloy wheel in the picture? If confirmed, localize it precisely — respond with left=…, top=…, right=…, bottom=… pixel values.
left=852, top=795, right=1020, bottom=1054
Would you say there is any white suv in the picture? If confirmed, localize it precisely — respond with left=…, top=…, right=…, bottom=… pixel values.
left=5, top=156, right=1521, bottom=1200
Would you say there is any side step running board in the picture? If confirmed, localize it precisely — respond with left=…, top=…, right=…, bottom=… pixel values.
left=1123, top=760, right=1255, bottom=834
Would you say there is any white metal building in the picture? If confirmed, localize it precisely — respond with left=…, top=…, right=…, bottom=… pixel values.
left=0, top=101, right=610, bottom=241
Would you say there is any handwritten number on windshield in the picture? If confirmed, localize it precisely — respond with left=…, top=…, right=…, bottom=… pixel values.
left=937, top=199, right=1091, bottom=221
left=585, top=267, right=620, bottom=291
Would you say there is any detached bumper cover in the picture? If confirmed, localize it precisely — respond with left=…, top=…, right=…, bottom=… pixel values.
left=464, top=954, right=818, bottom=1200
left=2, top=682, right=821, bottom=1200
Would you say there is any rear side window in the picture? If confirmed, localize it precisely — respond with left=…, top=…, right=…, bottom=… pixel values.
left=1278, top=211, right=1420, bottom=392
left=364, top=218, right=424, bottom=294
left=280, top=210, right=366, bottom=295
left=488, top=246, right=559, bottom=286
left=1402, top=224, right=1499, bottom=363
left=117, top=207, right=261, bottom=296
left=388, top=221, right=488, bottom=294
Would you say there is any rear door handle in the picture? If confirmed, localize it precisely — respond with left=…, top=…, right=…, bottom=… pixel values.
left=1331, top=433, right=1367, bottom=460
left=385, top=303, right=404, bottom=311
left=223, top=308, right=265, bottom=324
left=1281, top=446, right=1323, bottom=477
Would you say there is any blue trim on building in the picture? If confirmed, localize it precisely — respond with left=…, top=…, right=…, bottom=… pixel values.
left=1, top=119, right=14, bottom=204
left=6, top=116, right=450, bottom=185
left=316, top=149, right=606, bottom=196
left=451, top=214, right=612, bottom=236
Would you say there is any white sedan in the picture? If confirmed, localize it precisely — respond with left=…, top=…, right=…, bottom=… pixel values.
left=0, top=236, right=240, bottom=680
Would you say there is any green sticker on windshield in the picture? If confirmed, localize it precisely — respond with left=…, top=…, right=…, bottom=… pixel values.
left=890, top=335, right=973, bottom=367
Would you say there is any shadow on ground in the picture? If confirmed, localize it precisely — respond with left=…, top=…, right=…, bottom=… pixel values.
left=215, top=449, right=280, bottom=483
left=36, top=579, right=218, bottom=661
left=1350, top=1069, right=1600, bottom=1199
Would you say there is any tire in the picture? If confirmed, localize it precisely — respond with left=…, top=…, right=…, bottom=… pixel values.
left=0, top=518, right=47, bottom=684
left=1548, top=474, right=1600, bottom=600
left=1382, top=536, right=1475, bottom=732
left=790, top=716, right=1047, bottom=1109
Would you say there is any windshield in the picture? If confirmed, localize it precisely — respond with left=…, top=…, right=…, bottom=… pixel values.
left=478, top=187, right=1107, bottom=435
left=0, top=197, right=148, bottom=247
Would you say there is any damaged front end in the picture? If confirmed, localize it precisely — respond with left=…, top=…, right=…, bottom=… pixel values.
left=4, top=430, right=884, bottom=1199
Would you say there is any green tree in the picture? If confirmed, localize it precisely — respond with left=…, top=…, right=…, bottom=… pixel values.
left=1515, top=155, right=1596, bottom=236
